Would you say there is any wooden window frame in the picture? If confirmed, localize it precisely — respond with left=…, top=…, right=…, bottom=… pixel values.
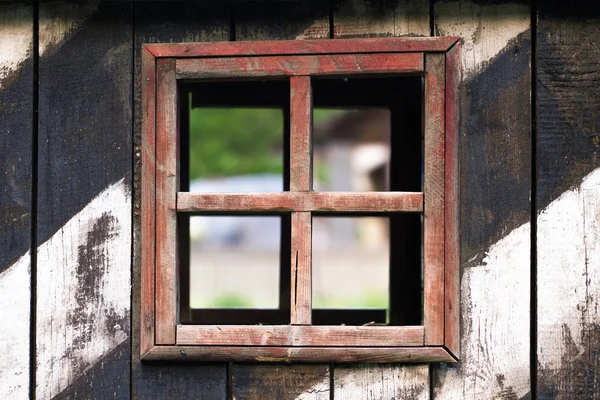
left=141, top=37, right=460, bottom=363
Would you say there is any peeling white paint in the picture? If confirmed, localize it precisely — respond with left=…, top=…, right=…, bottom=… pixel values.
left=537, top=168, right=600, bottom=374
left=35, top=179, right=130, bottom=399
left=0, top=253, right=30, bottom=400
left=0, top=4, right=33, bottom=89
left=335, top=365, right=429, bottom=400
left=435, top=222, right=531, bottom=399
left=435, top=2, right=530, bottom=78
left=297, top=375, right=330, bottom=400
left=38, top=2, right=98, bottom=57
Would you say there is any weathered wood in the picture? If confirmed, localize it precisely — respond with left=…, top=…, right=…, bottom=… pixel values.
left=433, top=1, right=532, bottom=398
left=333, top=0, right=430, bottom=38
left=536, top=2, right=600, bottom=397
left=148, top=36, right=458, bottom=58
left=290, top=211, right=312, bottom=325
left=36, top=2, right=132, bottom=398
left=177, top=325, right=424, bottom=347
left=334, top=364, right=430, bottom=400
left=133, top=2, right=229, bottom=398
left=175, top=53, right=424, bottom=79
left=140, top=46, right=156, bottom=357
left=144, top=346, right=456, bottom=363
left=444, top=42, right=460, bottom=358
left=233, top=364, right=330, bottom=400
left=0, top=7, right=33, bottom=400
left=290, top=75, right=313, bottom=192
left=154, top=58, right=178, bottom=345
left=177, top=191, right=424, bottom=213
left=423, top=52, right=445, bottom=346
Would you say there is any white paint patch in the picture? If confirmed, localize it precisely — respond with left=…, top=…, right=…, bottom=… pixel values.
left=537, top=168, right=600, bottom=374
left=0, top=253, right=30, bottom=400
left=297, top=374, right=330, bottom=400
left=38, top=2, right=98, bottom=57
left=435, top=2, right=530, bottom=78
left=434, top=223, right=531, bottom=399
left=36, top=179, right=130, bottom=399
left=0, top=4, right=33, bottom=89
left=335, top=365, right=429, bottom=400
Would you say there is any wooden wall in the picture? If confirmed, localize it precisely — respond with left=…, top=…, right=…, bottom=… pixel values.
left=0, top=0, right=598, bottom=398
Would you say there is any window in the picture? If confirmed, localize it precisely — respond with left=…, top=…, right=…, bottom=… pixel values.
left=141, top=37, right=460, bottom=363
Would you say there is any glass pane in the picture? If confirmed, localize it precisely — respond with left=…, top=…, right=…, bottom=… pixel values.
left=312, top=216, right=389, bottom=310
left=189, top=216, right=281, bottom=309
left=313, top=109, right=391, bottom=192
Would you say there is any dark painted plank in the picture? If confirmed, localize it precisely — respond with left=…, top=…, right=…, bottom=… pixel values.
left=132, top=2, right=230, bottom=398
left=232, top=364, right=329, bottom=400
left=0, top=5, right=33, bottom=398
left=36, top=2, right=132, bottom=398
left=536, top=2, right=600, bottom=398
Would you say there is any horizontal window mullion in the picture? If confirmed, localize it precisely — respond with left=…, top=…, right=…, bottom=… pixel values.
left=176, top=192, right=424, bottom=213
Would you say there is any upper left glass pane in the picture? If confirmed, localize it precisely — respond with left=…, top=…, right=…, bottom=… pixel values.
left=182, top=80, right=289, bottom=193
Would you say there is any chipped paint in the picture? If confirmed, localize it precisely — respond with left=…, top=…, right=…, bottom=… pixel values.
left=435, top=1, right=530, bottom=78
left=0, top=4, right=33, bottom=89
left=0, top=253, right=30, bottom=399
left=335, top=365, right=429, bottom=400
left=38, top=1, right=98, bottom=57
left=538, top=168, right=600, bottom=376
left=434, top=222, right=531, bottom=399
left=36, top=179, right=130, bottom=399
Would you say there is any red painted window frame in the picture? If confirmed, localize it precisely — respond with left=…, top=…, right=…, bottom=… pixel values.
left=140, top=37, right=460, bottom=363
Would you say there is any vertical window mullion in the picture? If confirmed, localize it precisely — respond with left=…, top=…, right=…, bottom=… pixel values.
left=423, top=53, right=446, bottom=345
left=289, top=75, right=313, bottom=325
left=155, top=58, right=178, bottom=344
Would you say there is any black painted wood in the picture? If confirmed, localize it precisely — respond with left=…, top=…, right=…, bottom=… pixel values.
left=0, top=4, right=33, bottom=274
left=132, top=2, right=230, bottom=398
left=37, top=2, right=133, bottom=398
left=536, top=1, right=600, bottom=398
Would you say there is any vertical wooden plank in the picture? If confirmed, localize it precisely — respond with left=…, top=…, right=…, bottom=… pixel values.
left=36, top=2, right=132, bottom=398
left=233, top=364, right=330, bottom=400
left=333, top=0, right=430, bottom=38
left=290, top=75, right=313, bottom=192
left=133, top=2, right=229, bottom=398
left=140, top=46, right=156, bottom=356
left=330, top=1, right=432, bottom=396
left=433, top=1, right=531, bottom=398
left=0, top=4, right=32, bottom=399
left=424, top=52, right=445, bottom=346
left=444, top=42, right=460, bottom=357
left=536, top=2, right=600, bottom=397
left=291, top=211, right=312, bottom=325
left=234, top=2, right=328, bottom=394
left=155, top=58, right=178, bottom=345
left=334, top=365, right=429, bottom=400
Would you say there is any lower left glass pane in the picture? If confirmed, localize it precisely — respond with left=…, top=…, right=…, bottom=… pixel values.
left=189, top=215, right=281, bottom=309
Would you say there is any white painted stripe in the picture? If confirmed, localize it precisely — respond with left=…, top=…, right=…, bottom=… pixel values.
left=0, top=4, right=33, bottom=89
left=36, top=179, right=130, bottom=399
left=537, top=168, right=600, bottom=373
left=435, top=2, right=530, bottom=78
left=0, top=253, right=30, bottom=400
left=38, top=2, right=98, bottom=57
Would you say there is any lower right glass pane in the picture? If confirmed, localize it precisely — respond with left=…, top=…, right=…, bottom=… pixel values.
left=312, top=215, right=423, bottom=326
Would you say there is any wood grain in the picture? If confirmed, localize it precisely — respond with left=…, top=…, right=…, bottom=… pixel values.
left=423, top=52, right=445, bottom=346
left=176, top=53, right=424, bottom=79
left=144, top=345, right=456, bottom=363
left=155, top=58, right=178, bottom=345
left=334, top=364, right=430, bottom=400
left=233, top=364, right=330, bottom=400
left=140, top=46, right=156, bottom=356
left=444, top=42, right=460, bottom=358
left=290, top=75, right=313, bottom=192
left=177, top=191, right=424, bottom=213
left=147, top=36, right=458, bottom=58
left=291, top=212, right=312, bottom=324
left=177, top=325, right=424, bottom=347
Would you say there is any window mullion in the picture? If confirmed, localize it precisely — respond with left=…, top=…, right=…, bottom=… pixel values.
left=289, top=75, right=313, bottom=325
